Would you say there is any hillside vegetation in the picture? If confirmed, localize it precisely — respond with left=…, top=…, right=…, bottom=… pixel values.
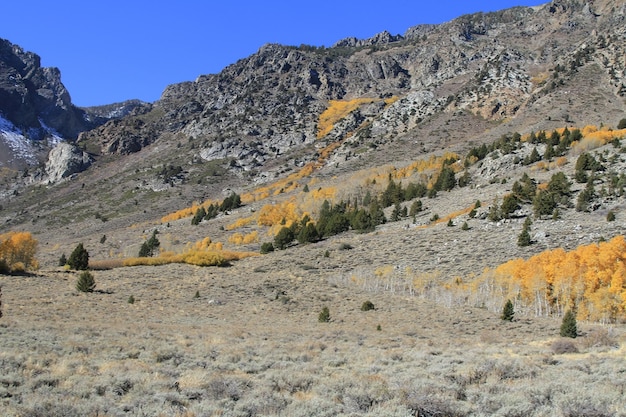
left=2, top=1, right=626, bottom=415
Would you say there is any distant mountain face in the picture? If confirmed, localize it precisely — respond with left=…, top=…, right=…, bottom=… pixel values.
left=76, top=0, right=626, bottom=176
left=3, top=0, right=626, bottom=179
left=0, top=38, right=150, bottom=169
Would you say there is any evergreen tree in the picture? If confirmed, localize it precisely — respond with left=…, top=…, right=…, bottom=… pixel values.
left=409, top=200, right=423, bottom=216
left=500, top=194, right=520, bottom=218
left=361, top=300, right=375, bottom=311
left=533, top=190, right=557, bottom=218
left=274, top=226, right=295, bottom=250
left=434, top=166, right=456, bottom=191
left=350, top=209, right=374, bottom=233
left=518, top=217, right=532, bottom=247
left=191, top=207, right=206, bottom=225
left=260, top=242, right=275, bottom=254
left=220, top=193, right=242, bottom=212
left=318, top=306, right=330, bottom=323
left=76, top=271, right=96, bottom=293
left=607, top=211, right=616, bottom=222
left=297, top=222, right=321, bottom=244
left=488, top=198, right=501, bottom=222
left=501, top=299, right=514, bottom=321
left=390, top=202, right=402, bottom=222
left=560, top=309, right=578, bottom=338
left=139, top=230, right=160, bottom=257
left=576, top=177, right=596, bottom=212
left=138, top=242, right=151, bottom=257
left=58, top=253, right=67, bottom=267
left=68, top=243, right=89, bottom=270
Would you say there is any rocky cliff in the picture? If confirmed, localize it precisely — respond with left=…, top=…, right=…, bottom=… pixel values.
left=0, top=38, right=149, bottom=171
left=76, top=0, right=626, bottom=179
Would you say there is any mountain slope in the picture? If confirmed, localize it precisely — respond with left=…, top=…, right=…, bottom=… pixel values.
left=1, top=0, right=626, bottom=261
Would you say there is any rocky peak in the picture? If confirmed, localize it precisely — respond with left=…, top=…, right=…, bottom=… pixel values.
left=0, top=37, right=87, bottom=140
left=333, top=30, right=404, bottom=48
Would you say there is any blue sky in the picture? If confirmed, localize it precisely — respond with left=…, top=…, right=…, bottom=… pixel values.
left=2, top=1, right=545, bottom=107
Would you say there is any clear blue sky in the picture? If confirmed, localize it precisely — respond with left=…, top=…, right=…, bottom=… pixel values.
left=2, top=1, right=546, bottom=107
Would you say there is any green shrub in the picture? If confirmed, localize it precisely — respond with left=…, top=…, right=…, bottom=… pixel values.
left=76, top=271, right=96, bottom=293
left=128, top=295, right=135, bottom=304
left=318, top=306, right=330, bottom=323
left=607, top=211, right=616, bottom=222
left=361, top=300, right=375, bottom=311
left=260, top=242, right=275, bottom=254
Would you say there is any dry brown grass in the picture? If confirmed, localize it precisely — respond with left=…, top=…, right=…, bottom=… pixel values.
left=1, top=257, right=625, bottom=416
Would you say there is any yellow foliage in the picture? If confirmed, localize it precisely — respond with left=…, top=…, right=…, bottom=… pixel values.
left=226, top=216, right=255, bottom=231
left=317, top=98, right=379, bottom=138
left=257, top=199, right=303, bottom=227
left=310, top=186, right=337, bottom=202
left=0, top=231, right=38, bottom=272
left=161, top=200, right=215, bottom=223
left=572, top=127, right=626, bottom=153
left=122, top=236, right=257, bottom=268
left=228, top=231, right=259, bottom=245
left=491, top=235, right=626, bottom=322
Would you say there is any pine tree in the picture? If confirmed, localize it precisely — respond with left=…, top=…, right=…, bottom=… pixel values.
left=58, top=253, right=67, bottom=267
left=68, top=243, right=89, bottom=270
left=560, top=309, right=577, bottom=338
left=191, top=207, right=206, bottom=225
left=518, top=217, right=532, bottom=247
left=501, top=299, right=514, bottom=321
left=76, top=271, right=96, bottom=293
left=318, top=306, right=330, bottom=323
left=274, top=226, right=295, bottom=250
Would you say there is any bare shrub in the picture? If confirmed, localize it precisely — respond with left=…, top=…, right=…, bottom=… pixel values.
left=578, top=327, right=619, bottom=350
left=551, top=338, right=579, bottom=354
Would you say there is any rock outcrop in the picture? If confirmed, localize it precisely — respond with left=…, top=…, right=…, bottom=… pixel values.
left=44, top=142, right=93, bottom=184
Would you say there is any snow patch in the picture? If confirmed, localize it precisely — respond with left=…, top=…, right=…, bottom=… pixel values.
left=38, top=118, right=64, bottom=146
left=0, top=115, right=37, bottom=165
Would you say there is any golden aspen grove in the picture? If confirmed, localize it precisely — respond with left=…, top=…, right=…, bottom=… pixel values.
left=0, top=231, right=38, bottom=273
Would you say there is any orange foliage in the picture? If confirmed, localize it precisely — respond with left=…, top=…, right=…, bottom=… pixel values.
left=0, top=231, right=38, bottom=272
left=161, top=200, right=215, bottom=223
left=491, top=235, right=626, bottom=323
left=310, top=186, right=337, bottom=202
left=392, top=152, right=460, bottom=180
left=226, top=216, right=255, bottom=231
left=257, top=199, right=304, bottom=228
left=573, top=127, right=626, bottom=153
left=228, top=231, right=259, bottom=245
left=317, top=98, right=379, bottom=138
left=123, top=236, right=257, bottom=268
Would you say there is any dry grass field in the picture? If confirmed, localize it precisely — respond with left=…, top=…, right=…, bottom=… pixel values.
left=3, top=135, right=626, bottom=416
left=2, top=238, right=626, bottom=416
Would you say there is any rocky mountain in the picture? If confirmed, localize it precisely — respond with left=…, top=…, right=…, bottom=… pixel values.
left=0, top=37, right=149, bottom=170
left=75, top=0, right=625, bottom=177
left=1, top=0, right=626, bottom=232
